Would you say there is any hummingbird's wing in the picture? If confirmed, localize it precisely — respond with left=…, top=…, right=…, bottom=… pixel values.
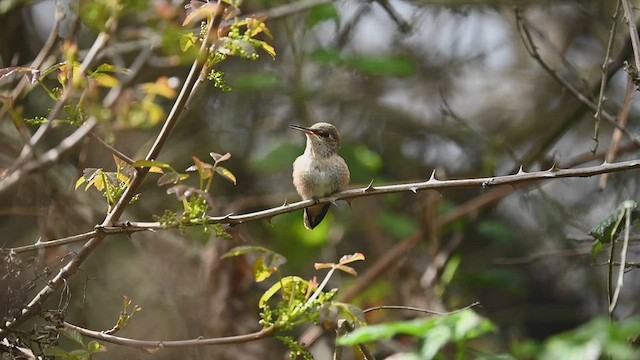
left=304, top=203, right=331, bottom=230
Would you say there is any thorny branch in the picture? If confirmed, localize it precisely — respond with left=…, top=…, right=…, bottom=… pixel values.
left=5, top=158, right=640, bottom=255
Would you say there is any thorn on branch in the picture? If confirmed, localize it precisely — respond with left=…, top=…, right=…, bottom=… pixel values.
left=517, top=165, right=526, bottom=175
left=428, top=170, right=437, bottom=182
left=409, top=187, right=418, bottom=194
left=363, top=179, right=375, bottom=192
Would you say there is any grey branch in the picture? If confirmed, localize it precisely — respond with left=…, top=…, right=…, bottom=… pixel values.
left=6, top=159, right=640, bottom=255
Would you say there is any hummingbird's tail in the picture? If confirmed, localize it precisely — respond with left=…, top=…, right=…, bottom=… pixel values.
left=304, top=204, right=331, bottom=230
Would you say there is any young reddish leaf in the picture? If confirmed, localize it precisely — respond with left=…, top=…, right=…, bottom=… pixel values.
left=210, top=151, right=231, bottom=164
left=190, top=156, right=214, bottom=179
left=339, top=252, right=365, bottom=265
left=314, top=262, right=334, bottom=270
left=157, top=172, right=187, bottom=186
left=183, top=2, right=218, bottom=26
left=215, top=166, right=236, bottom=185
left=334, top=264, right=357, bottom=276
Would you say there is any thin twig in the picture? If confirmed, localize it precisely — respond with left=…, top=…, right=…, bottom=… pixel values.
left=594, top=1, right=622, bottom=152
left=621, top=0, right=640, bottom=71
left=515, top=8, right=640, bottom=148
left=4, top=30, right=113, bottom=179
left=89, top=133, right=135, bottom=164
left=609, top=204, right=632, bottom=315
left=62, top=322, right=275, bottom=349
left=600, top=77, right=634, bottom=189
left=363, top=302, right=480, bottom=315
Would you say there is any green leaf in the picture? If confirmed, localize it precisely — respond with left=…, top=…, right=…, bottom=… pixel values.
left=132, top=160, right=172, bottom=170
left=221, top=245, right=268, bottom=259
left=337, top=309, right=495, bottom=352
left=307, top=4, right=340, bottom=29
left=343, top=55, right=416, bottom=77
left=62, top=328, right=85, bottom=346
left=540, top=317, right=640, bottom=360
left=259, top=276, right=306, bottom=309
left=87, top=340, right=107, bottom=353
left=43, top=346, right=75, bottom=359
left=589, top=200, right=640, bottom=243
left=254, top=251, right=287, bottom=282
left=75, top=176, right=87, bottom=190
left=179, top=32, right=199, bottom=52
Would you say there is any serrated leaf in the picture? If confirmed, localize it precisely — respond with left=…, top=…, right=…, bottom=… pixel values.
left=43, top=346, right=74, bottom=358
left=62, top=328, right=85, bottom=346
left=215, top=166, right=236, bottom=184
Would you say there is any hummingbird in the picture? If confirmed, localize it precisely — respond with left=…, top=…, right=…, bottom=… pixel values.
left=290, top=122, right=350, bottom=230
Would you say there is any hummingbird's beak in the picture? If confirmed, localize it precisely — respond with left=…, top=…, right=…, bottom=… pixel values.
left=289, top=124, right=315, bottom=136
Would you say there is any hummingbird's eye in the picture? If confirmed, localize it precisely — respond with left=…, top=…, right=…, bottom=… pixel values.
left=317, top=131, right=330, bottom=138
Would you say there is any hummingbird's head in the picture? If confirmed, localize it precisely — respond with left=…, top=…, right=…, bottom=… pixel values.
left=289, top=122, right=341, bottom=157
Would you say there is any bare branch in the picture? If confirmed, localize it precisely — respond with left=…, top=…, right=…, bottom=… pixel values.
left=594, top=2, right=621, bottom=151
left=62, top=321, right=275, bottom=349
left=621, top=0, right=640, bottom=72
left=6, top=158, right=640, bottom=255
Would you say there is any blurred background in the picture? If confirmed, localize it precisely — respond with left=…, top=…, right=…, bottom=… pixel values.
left=2, top=0, right=640, bottom=358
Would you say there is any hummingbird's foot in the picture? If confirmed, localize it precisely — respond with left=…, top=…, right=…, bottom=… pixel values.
left=311, top=197, right=320, bottom=204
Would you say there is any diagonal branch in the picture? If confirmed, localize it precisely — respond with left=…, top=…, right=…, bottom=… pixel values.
left=0, top=1, right=228, bottom=340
